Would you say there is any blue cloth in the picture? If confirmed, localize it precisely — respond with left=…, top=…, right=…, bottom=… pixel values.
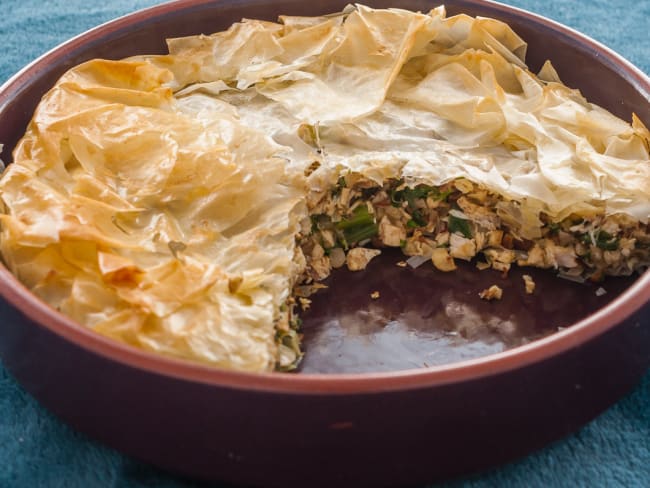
left=0, top=0, right=648, bottom=486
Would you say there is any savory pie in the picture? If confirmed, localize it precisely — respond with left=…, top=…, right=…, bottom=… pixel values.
left=0, top=5, right=648, bottom=372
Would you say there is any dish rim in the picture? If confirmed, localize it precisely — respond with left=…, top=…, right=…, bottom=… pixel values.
left=0, top=0, right=648, bottom=395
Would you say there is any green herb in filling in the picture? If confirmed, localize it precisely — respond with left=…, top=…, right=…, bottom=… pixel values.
left=406, top=219, right=419, bottom=229
left=547, top=222, right=561, bottom=235
left=429, top=187, right=453, bottom=202
left=336, top=205, right=378, bottom=244
left=595, top=230, right=619, bottom=251
left=391, top=183, right=434, bottom=208
left=448, top=215, right=472, bottom=238
left=579, top=230, right=620, bottom=250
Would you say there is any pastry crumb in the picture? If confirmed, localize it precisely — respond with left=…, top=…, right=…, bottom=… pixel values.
left=479, top=284, right=503, bottom=301
left=370, top=291, right=380, bottom=299
left=298, top=297, right=312, bottom=311
left=522, top=274, right=535, bottom=294
left=396, top=261, right=407, bottom=267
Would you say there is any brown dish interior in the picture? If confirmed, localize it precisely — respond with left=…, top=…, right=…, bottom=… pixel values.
left=300, top=248, right=636, bottom=373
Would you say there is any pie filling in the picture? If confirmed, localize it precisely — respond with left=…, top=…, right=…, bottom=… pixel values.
left=275, top=175, right=650, bottom=370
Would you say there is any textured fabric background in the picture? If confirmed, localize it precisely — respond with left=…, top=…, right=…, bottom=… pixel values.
left=0, top=0, right=648, bottom=486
